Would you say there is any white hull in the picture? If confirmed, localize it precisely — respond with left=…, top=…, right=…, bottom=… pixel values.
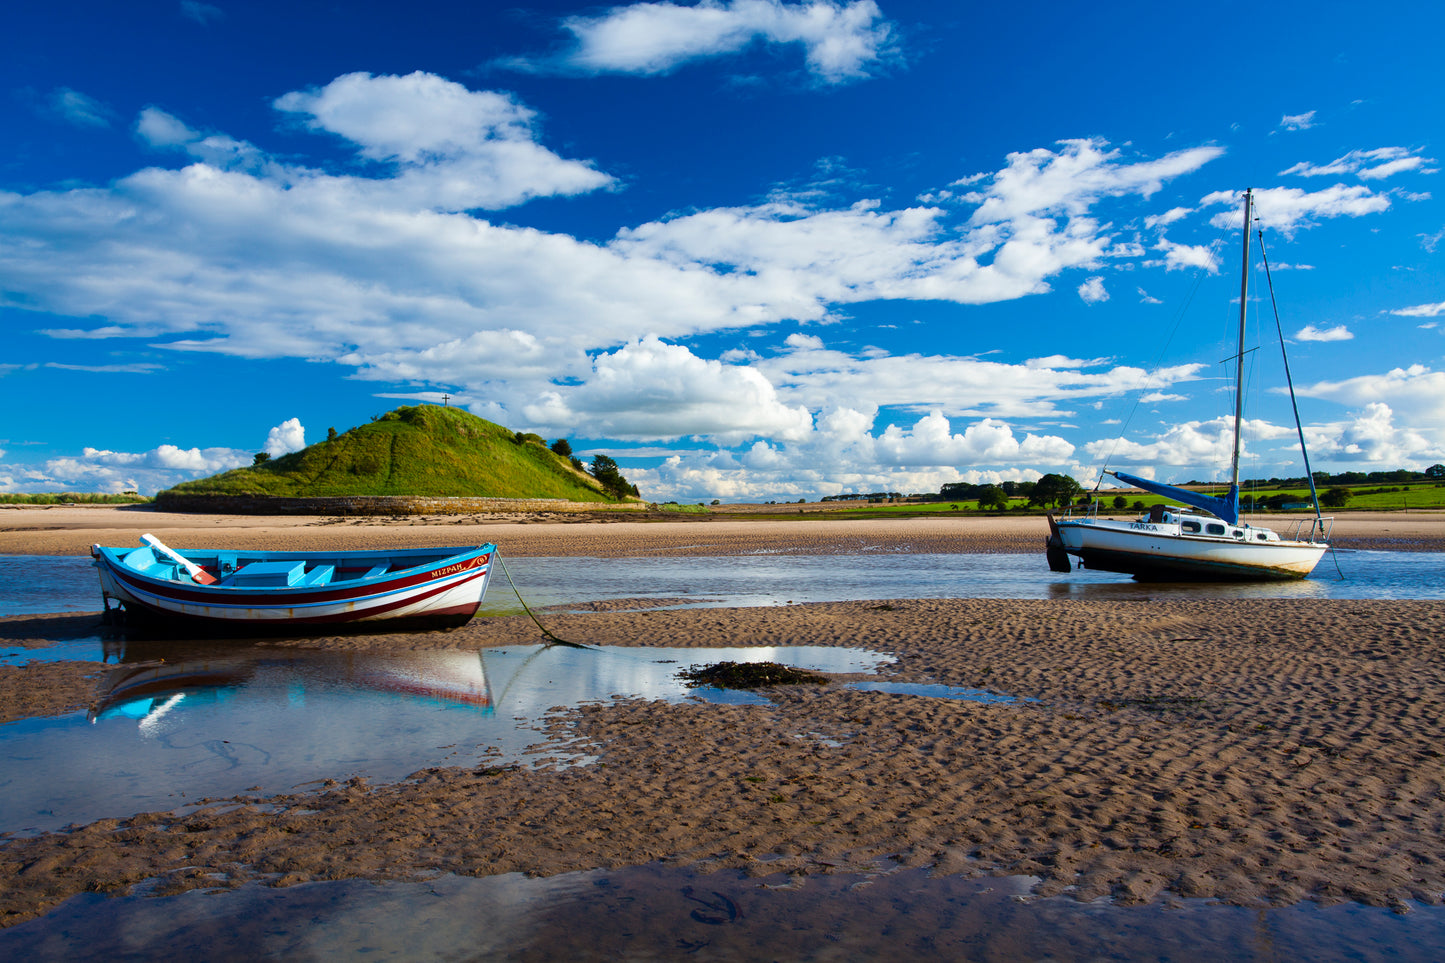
left=1053, top=515, right=1327, bottom=581
left=92, top=543, right=496, bottom=629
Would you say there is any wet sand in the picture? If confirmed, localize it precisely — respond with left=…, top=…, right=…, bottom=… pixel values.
left=2, top=509, right=1444, bottom=927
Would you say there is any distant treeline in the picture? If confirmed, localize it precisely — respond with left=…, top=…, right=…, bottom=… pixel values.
left=922, top=466, right=1444, bottom=505
left=819, top=491, right=905, bottom=503
left=1187, top=467, right=1444, bottom=488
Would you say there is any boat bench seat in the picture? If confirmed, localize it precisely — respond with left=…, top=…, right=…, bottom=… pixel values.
left=363, top=564, right=390, bottom=579
left=297, top=564, right=335, bottom=587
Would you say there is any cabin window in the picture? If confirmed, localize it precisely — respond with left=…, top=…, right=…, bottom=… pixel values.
left=1181, top=521, right=1201, bottom=533
left=1232, top=530, right=1244, bottom=539
left=1205, top=523, right=1226, bottom=536
left=1256, top=533, right=1268, bottom=541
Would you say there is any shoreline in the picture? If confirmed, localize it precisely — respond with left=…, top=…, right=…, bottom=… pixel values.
left=3, top=504, right=1445, bottom=556
left=1, top=512, right=1444, bottom=927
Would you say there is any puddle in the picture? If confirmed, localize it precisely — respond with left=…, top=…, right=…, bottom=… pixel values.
left=0, top=642, right=892, bottom=835
left=3, top=862, right=1443, bottom=961
left=845, top=680, right=1020, bottom=703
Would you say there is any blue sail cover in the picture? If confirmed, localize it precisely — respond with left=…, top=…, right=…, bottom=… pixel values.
left=1108, top=470, right=1240, bottom=525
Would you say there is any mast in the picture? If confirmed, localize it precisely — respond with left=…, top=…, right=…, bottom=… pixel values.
left=1230, top=189, right=1253, bottom=492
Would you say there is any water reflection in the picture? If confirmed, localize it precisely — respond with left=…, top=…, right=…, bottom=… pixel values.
left=3, top=863, right=1442, bottom=962
left=4, top=549, right=1443, bottom=625
left=0, top=640, right=890, bottom=835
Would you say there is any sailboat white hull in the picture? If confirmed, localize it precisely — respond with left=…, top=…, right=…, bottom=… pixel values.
left=1053, top=516, right=1326, bottom=581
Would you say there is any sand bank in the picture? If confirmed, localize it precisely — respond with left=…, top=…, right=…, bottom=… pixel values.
left=3, top=595, right=1445, bottom=927
left=3, top=503, right=1444, bottom=556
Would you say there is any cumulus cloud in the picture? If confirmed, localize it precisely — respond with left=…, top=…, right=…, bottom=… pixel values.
left=264, top=418, right=306, bottom=457
left=273, top=72, right=614, bottom=210
left=875, top=412, right=1073, bottom=466
left=1151, top=236, right=1219, bottom=272
left=521, top=336, right=814, bottom=444
left=1202, top=184, right=1392, bottom=235
left=1278, top=111, right=1317, bottom=131
left=962, top=139, right=1223, bottom=225
left=1078, top=276, right=1108, bottom=303
left=1280, top=147, right=1435, bottom=181
left=1294, top=364, right=1445, bottom=426
left=1390, top=301, right=1445, bottom=318
left=1303, top=403, right=1444, bottom=467
left=624, top=406, right=1070, bottom=501
left=4, top=443, right=253, bottom=495
left=1295, top=324, right=1353, bottom=342
left=1144, top=206, right=1192, bottom=228
left=518, top=0, right=897, bottom=84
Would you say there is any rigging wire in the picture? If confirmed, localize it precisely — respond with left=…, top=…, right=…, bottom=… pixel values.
left=1257, top=234, right=1344, bottom=579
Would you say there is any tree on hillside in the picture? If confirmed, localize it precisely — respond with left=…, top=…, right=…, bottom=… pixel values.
left=1428, top=464, right=1445, bottom=480
left=551, top=438, right=572, bottom=457
left=1028, top=473, right=1084, bottom=509
left=589, top=454, right=634, bottom=498
left=1320, top=486, right=1351, bottom=508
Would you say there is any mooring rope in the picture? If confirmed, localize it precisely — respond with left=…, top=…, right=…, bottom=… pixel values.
left=496, top=554, right=595, bottom=649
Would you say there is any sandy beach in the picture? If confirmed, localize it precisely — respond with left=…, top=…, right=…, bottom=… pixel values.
left=2, top=507, right=1445, bottom=928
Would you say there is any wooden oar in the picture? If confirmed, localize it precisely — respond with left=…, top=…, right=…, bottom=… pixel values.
left=141, top=533, right=217, bottom=584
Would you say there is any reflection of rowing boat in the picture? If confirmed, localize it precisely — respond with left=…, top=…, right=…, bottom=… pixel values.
left=92, top=536, right=497, bottom=631
left=88, top=647, right=495, bottom=723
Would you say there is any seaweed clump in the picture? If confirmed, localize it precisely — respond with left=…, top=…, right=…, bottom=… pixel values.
left=678, top=661, right=830, bottom=690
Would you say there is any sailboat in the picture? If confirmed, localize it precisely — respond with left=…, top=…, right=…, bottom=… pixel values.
left=1046, top=188, right=1332, bottom=581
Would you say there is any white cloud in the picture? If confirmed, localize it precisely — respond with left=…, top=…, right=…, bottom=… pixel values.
left=264, top=418, right=307, bottom=457
left=48, top=88, right=113, bottom=128
left=1279, top=147, right=1434, bottom=181
left=273, top=72, right=614, bottom=211
left=535, top=0, right=897, bottom=84
left=1303, top=402, right=1444, bottom=467
left=1295, top=324, right=1352, bottom=342
left=1078, top=276, right=1108, bottom=304
left=1202, top=184, right=1391, bottom=234
left=964, top=139, right=1223, bottom=225
left=1391, top=301, right=1445, bottom=318
left=624, top=406, right=1068, bottom=501
left=1294, top=364, right=1445, bottom=426
left=1151, top=236, right=1219, bottom=272
left=1279, top=111, right=1317, bottom=131
left=4, top=443, right=253, bottom=495
left=876, top=412, right=1074, bottom=466
left=752, top=337, right=1206, bottom=421
left=1084, top=416, right=1294, bottom=473
left=1144, top=206, right=1192, bottom=228
left=521, top=336, right=814, bottom=444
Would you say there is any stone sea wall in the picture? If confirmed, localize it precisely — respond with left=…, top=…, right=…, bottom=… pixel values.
left=154, top=493, right=646, bottom=516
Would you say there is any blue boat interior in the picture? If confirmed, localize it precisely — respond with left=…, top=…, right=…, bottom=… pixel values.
left=111, top=547, right=442, bottom=588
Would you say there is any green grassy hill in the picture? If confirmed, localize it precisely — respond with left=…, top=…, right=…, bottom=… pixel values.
left=161, top=405, right=626, bottom=501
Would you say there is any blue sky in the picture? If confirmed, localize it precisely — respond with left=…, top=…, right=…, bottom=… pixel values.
left=2, top=0, right=1442, bottom=499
